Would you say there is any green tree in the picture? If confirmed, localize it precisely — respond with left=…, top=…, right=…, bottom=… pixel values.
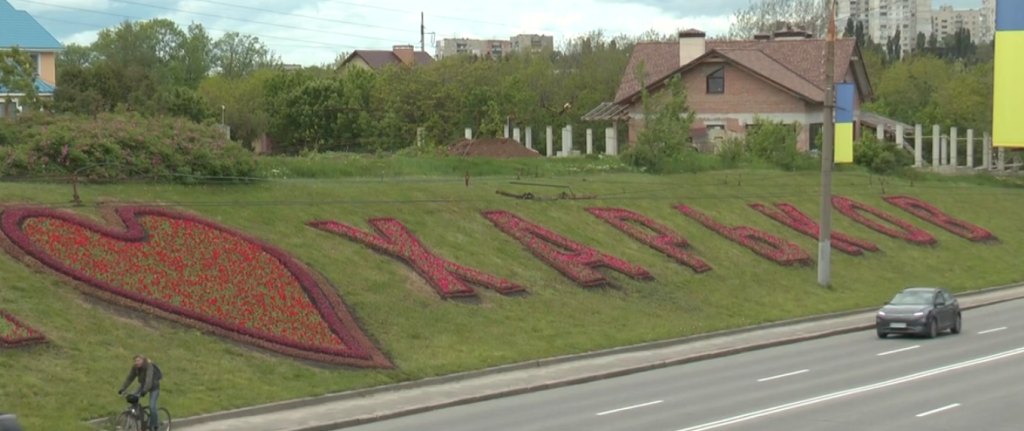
left=0, top=47, right=41, bottom=109
left=211, top=32, right=280, bottom=79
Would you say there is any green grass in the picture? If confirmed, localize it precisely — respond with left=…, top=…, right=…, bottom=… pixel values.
left=2, top=167, right=1024, bottom=431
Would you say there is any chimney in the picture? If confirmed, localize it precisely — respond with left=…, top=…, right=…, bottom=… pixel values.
left=677, top=28, right=706, bottom=67
left=772, top=29, right=810, bottom=40
left=393, top=44, right=415, bottom=65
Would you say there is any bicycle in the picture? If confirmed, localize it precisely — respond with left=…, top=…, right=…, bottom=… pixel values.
left=110, top=393, right=171, bottom=431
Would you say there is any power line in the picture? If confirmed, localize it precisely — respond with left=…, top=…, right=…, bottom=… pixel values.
left=318, top=0, right=521, bottom=29
left=179, top=0, right=416, bottom=34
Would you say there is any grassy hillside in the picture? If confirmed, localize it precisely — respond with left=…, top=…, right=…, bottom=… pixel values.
left=1, top=168, right=1022, bottom=431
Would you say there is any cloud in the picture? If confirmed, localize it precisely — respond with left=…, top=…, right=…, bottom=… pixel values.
left=10, top=0, right=983, bottom=67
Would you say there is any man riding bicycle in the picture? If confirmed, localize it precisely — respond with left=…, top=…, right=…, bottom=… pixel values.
left=117, top=355, right=163, bottom=431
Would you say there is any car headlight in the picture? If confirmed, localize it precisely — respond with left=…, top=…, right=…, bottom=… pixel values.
left=913, top=312, right=924, bottom=316
left=878, top=311, right=885, bottom=316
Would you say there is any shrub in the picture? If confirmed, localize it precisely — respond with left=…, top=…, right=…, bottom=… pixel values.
left=743, top=118, right=817, bottom=171
left=853, top=132, right=914, bottom=175
left=0, top=112, right=258, bottom=181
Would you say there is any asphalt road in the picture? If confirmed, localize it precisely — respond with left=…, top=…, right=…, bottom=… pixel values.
left=338, top=298, right=1024, bottom=431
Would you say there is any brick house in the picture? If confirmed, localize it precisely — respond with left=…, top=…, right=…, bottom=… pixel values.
left=583, top=29, right=875, bottom=151
left=338, top=44, right=434, bottom=71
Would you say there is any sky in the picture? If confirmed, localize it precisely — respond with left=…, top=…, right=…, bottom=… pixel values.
left=8, top=0, right=985, bottom=67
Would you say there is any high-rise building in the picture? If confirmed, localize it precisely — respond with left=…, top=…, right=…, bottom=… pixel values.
left=837, top=0, right=933, bottom=54
left=435, top=34, right=554, bottom=60
left=979, top=0, right=997, bottom=42
left=932, top=4, right=983, bottom=42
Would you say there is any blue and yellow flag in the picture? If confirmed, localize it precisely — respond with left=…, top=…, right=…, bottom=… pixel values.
left=993, top=1, right=1024, bottom=148
left=834, top=83, right=855, bottom=163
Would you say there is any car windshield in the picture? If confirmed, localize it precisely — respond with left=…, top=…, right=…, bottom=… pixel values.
left=889, top=290, right=933, bottom=305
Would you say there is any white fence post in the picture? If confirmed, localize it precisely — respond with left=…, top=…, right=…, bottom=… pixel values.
left=914, top=124, right=923, bottom=167
left=932, top=124, right=941, bottom=167
left=525, top=126, right=533, bottom=150
left=545, top=126, right=553, bottom=157
left=966, top=129, right=974, bottom=168
left=586, top=128, right=593, bottom=154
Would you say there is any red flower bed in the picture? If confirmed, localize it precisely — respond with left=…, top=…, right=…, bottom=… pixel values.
left=674, top=205, right=812, bottom=266
left=831, top=196, right=935, bottom=245
left=883, top=196, right=996, bottom=242
left=749, top=203, right=880, bottom=256
left=0, top=206, right=391, bottom=368
left=480, top=210, right=654, bottom=286
left=586, top=208, right=711, bottom=273
left=307, top=218, right=526, bottom=298
left=0, top=309, right=46, bottom=348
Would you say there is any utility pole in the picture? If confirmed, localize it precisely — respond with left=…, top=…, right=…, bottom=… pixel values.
left=817, top=0, right=837, bottom=287
left=420, top=12, right=425, bottom=52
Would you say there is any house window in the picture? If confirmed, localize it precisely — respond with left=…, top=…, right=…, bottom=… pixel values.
left=29, top=53, right=40, bottom=75
left=706, top=68, right=725, bottom=94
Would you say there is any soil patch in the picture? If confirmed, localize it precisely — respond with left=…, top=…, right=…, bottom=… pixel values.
left=447, top=138, right=541, bottom=158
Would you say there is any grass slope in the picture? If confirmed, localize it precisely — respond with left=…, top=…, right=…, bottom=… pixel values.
left=1, top=169, right=1022, bottom=431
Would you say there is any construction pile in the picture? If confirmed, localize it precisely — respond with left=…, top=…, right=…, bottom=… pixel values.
left=447, top=138, right=541, bottom=158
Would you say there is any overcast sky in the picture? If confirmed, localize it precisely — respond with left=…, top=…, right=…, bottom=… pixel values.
left=9, top=0, right=984, bottom=66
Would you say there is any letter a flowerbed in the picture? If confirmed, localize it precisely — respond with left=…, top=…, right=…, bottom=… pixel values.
left=0, top=204, right=391, bottom=368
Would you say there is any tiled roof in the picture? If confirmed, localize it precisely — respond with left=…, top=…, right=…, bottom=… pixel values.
left=0, top=76, right=56, bottom=94
left=0, top=0, right=64, bottom=50
left=613, top=38, right=858, bottom=104
left=345, top=50, right=435, bottom=69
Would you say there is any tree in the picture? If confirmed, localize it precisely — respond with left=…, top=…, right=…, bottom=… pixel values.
left=211, top=32, right=280, bottom=79
left=915, top=32, right=927, bottom=53
left=728, top=0, right=830, bottom=39
left=844, top=18, right=855, bottom=38
left=0, top=47, right=41, bottom=109
left=855, top=21, right=866, bottom=46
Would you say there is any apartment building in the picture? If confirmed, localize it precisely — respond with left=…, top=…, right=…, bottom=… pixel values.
left=932, top=5, right=983, bottom=42
left=838, top=0, right=932, bottom=54
left=979, top=0, right=996, bottom=42
left=435, top=33, right=553, bottom=59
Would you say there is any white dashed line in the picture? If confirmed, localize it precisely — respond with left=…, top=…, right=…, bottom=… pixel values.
left=877, top=345, right=920, bottom=356
left=978, top=327, right=1007, bottom=334
left=757, top=369, right=810, bottom=382
left=596, top=400, right=664, bottom=416
left=916, top=403, right=960, bottom=417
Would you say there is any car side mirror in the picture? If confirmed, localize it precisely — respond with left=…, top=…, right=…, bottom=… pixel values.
left=936, top=299, right=946, bottom=306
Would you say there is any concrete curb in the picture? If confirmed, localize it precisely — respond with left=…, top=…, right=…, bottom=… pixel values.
left=93, top=282, right=1024, bottom=429
left=283, top=290, right=1024, bottom=431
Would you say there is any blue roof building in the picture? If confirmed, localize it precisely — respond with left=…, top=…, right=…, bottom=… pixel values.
left=0, top=0, right=64, bottom=103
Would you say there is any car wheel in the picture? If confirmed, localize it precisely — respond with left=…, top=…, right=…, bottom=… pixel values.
left=950, top=314, right=962, bottom=334
left=926, top=318, right=938, bottom=338
left=877, top=329, right=888, bottom=339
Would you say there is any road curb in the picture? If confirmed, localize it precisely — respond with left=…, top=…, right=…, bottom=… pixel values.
left=283, top=291, right=1024, bottom=431
left=97, top=282, right=1024, bottom=430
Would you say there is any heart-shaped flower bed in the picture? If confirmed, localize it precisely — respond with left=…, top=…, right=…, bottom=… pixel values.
left=0, top=205, right=391, bottom=368
left=0, top=309, right=46, bottom=348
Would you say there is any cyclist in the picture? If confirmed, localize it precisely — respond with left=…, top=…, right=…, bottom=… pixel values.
left=0, top=412, right=25, bottom=431
left=117, top=354, right=163, bottom=431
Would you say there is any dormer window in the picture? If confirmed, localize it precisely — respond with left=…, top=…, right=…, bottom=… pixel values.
left=706, top=67, right=725, bottom=94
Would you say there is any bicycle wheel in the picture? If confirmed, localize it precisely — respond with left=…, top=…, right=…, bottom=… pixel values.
left=156, top=408, right=171, bottom=431
left=112, top=411, right=143, bottom=431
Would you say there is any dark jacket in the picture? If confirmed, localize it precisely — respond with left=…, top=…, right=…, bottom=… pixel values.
left=119, top=361, right=161, bottom=395
left=0, top=413, right=25, bottom=431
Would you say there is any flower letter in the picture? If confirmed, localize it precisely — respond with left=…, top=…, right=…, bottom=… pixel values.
left=586, top=207, right=711, bottom=273
left=674, top=205, right=812, bottom=266
left=749, top=202, right=879, bottom=256
left=883, top=196, right=996, bottom=242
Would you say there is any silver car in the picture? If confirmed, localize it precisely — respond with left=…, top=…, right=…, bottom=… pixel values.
left=0, top=413, right=24, bottom=431
left=876, top=287, right=962, bottom=338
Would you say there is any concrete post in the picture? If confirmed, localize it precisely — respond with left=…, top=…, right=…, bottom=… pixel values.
left=465, top=128, right=472, bottom=139
left=950, top=127, right=958, bottom=168
left=605, top=127, right=616, bottom=155
left=546, top=126, right=554, bottom=157
left=586, top=128, right=593, bottom=154
left=567, top=124, right=574, bottom=154
left=932, top=125, right=940, bottom=167
left=877, top=124, right=885, bottom=141
left=983, top=133, right=992, bottom=169
left=416, top=127, right=425, bottom=146
left=896, top=124, right=905, bottom=149
left=914, top=124, right=923, bottom=167
left=512, top=127, right=521, bottom=143
left=998, top=147, right=1006, bottom=171
left=525, top=126, right=533, bottom=150
left=561, top=127, right=571, bottom=157
left=966, top=129, right=974, bottom=168
left=504, top=124, right=510, bottom=139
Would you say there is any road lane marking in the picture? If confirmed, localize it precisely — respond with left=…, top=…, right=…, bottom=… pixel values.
left=596, top=400, right=663, bottom=416
left=916, top=403, right=960, bottom=417
left=877, top=345, right=920, bottom=356
left=672, top=345, right=1024, bottom=431
left=978, top=327, right=1007, bottom=334
left=757, top=369, right=809, bottom=382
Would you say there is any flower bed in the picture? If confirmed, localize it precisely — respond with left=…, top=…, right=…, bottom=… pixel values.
left=0, top=206, right=391, bottom=368
left=674, top=205, right=812, bottom=266
left=481, top=210, right=654, bottom=286
left=883, top=196, right=996, bottom=242
left=586, top=208, right=712, bottom=273
left=0, top=309, right=46, bottom=348
left=831, top=196, right=935, bottom=245
left=307, top=218, right=526, bottom=298
left=749, top=203, right=880, bottom=256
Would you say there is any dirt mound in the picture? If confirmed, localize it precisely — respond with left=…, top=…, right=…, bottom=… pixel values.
left=447, top=138, right=541, bottom=158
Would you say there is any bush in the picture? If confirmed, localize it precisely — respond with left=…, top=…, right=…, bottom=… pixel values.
left=0, top=112, right=259, bottom=182
left=853, top=132, right=914, bottom=175
left=743, top=118, right=817, bottom=171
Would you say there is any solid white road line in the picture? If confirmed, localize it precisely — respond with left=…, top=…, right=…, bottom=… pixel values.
left=595, top=400, right=663, bottom=416
left=672, top=345, right=1024, bottom=431
left=877, top=345, right=921, bottom=356
left=978, top=327, right=1007, bottom=334
left=916, top=403, right=960, bottom=417
left=757, top=369, right=810, bottom=382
